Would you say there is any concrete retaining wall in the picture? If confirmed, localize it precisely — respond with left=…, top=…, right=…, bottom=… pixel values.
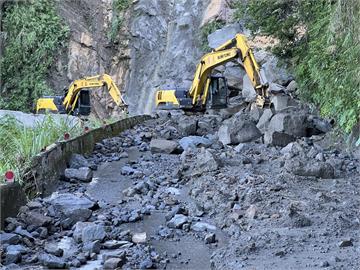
left=0, top=115, right=151, bottom=229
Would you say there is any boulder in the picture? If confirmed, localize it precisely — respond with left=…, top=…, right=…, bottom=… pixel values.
left=263, top=111, right=311, bottom=146
left=179, top=136, right=212, bottom=150
left=285, top=160, right=335, bottom=179
left=4, top=250, right=22, bottom=265
left=256, top=108, right=274, bottom=133
left=64, top=167, right=93, bottom=182
left=264, top=131, right=295, bottom=147
left=242, top=75, right=257, bottom=102
left=38, top=253, right=66, bottom=269
left=270, top=95, right=292, bottom=111
left=69, top=154, right=89, bottom=169
left=262, top=56, right=292, bottom=85
left=268, top=83, right=286, bottom=94
left=44, top=243, right=64, bottom=257
left=132, top=232, right=147, bottom=244
left=191, top=222, right=216, bottom=232
left=208, top=23, right=243, bottom=49
left=0, top=233, right=21, bottom=245
left=83, top=240, right=101, bottom=254
left=197, top=115, right=222, bottom=135
left=201, top=0, right=229, bottom=26
left=195, top=149, right=219, bottom=172
left=150, top=139, right=178, bottom=154
left=45, top=193, right=95, bottom=223
left=81, top=224, right=106, bottom=243
left=177, top=116, right=197, bottom=136
left=104, top=257, right=126, bottom=269
left=218, top=113, right=261, bottom=145
left=223, top=64, right=245, bottom=90
left=24, top=212, right=52, bottom=228
left=167, top=214, right=188, bottom=229
left=286, top=80, right=298, bottom=93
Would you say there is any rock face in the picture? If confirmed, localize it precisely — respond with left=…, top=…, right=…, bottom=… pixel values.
left=49, top=0, right=250, bottom=115
left=218, top=113, right=261, bottom=145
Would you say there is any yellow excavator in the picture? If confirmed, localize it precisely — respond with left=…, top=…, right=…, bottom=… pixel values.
left=36, top=74, right=127, bottom=116
left=155, top=34, right=269, bottom=110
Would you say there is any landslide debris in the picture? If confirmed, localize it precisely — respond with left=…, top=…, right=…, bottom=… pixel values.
left=1, top=93, right=359, bottom=270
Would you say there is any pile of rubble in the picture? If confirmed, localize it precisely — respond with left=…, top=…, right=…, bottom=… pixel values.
left=1, top=90, right=359, bottom=269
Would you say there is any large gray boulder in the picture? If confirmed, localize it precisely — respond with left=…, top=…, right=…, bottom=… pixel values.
left=223, top=63, right=245, bottom=90
left=150, top=139, right=178, bottom=154
left=218, top=113, right=261, bottom=145
left=242, top=75, right=257, bottom=102
left=44, top=193, right=95, bottom=223
left=207, top=23, right=243, bottom=49
left=264, top=112, right=308, bottom=146
left=262, top=56, right=292, bottom=85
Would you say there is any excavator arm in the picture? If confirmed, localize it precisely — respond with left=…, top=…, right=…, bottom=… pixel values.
left=155, top=33, right=269, bottom=109
left=36, top=74, right=127, bottom=115
left=63, top=74, right=127, bottom=113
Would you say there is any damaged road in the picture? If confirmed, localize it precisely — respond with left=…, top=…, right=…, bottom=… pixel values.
left=1, top=97, right=359, bottom=269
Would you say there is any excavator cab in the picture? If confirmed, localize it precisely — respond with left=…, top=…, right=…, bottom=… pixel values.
left=73, top=90, right=91, bottom=116
left=207, top=75, right=228, bottom=109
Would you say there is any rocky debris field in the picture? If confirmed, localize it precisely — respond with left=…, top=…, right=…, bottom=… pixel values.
left=1, top=93, right=360, bottom=270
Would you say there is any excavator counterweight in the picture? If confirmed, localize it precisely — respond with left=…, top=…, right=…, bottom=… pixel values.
left=155, top=34, right=269, bottom=110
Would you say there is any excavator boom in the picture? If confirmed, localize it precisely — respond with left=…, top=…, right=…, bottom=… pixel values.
left=155, top=34, right=269, bottom=110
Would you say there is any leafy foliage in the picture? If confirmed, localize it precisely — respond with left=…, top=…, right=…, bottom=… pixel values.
left=0, top=0, right=69, bottom=111
left=200, top=21, right=226, bottom=51
left=0, top=115, right=82, bottom=184
left=108, top=0, right=131, bottom=43
left=235, top=0, right=360, bottom=132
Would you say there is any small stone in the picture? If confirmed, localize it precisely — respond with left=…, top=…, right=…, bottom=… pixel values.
left=204, top=233, right=216, bottom=244
left=139, top=257, right=153, bottom=269
left=71, top=259, right=81, bottom=267
left=320, top=261, right=330, bottom=267
left=132, top=232, right=147, bottom=244
left=167, top=214, right=188, bottom=229
left=44, top=243, right=64, bottom=257
left=338, top=239, right=353, bottom=248
left=103, top=240, right=131, bottom=249
left=191, top=222, right=216, bottom=232
left=245, top=205, right=257, bottom=220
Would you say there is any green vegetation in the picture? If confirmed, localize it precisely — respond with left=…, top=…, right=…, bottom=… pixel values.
left=235, top=0, right=360, bottom=133
left=0, top=0, right=69, bottom=111
left=0, top=115, right=82, bottom=184
left=108, top=0, right=132, bottom=43
left=200, top=21, right=226, bottom=51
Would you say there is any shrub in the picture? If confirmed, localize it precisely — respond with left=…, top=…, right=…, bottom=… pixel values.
left=0, top=0, right=69, bottom=111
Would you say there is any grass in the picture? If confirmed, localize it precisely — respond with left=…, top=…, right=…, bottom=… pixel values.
left=0, top=114, right=82, bottom=184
